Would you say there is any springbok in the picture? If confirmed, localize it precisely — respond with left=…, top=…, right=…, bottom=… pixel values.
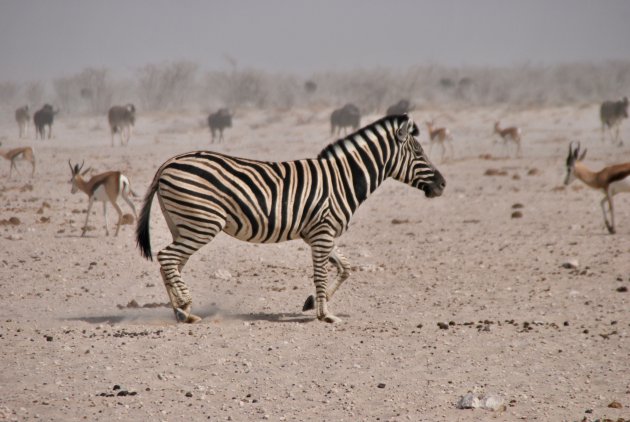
left=564, top=142, right=630, bottom=234
left=0, top=144, right=35, bottom=179
left=68, top=161, right=137, bottom=237
left=15, top=106, right=30, bottom=138
left=493, top=121, right=522, bottom=157
left=425, top=120, right=454, bottom=161
left=600, top=97, right=628, bottom=145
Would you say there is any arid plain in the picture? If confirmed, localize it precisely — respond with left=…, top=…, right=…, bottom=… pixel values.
left=0, top=104, right=629, bottom=421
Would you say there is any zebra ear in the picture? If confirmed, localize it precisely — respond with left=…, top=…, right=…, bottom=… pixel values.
left=397, top=117, right=411, bottom=141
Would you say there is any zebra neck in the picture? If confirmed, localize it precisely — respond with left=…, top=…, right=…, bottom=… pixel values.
left=321, top=134, right=395, bottom=213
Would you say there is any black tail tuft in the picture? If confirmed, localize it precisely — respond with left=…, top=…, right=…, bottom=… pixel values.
left=136, top=178, right=159, bottom=261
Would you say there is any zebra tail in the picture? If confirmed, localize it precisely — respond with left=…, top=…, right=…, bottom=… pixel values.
left=136, top=177, right=159, bottom=261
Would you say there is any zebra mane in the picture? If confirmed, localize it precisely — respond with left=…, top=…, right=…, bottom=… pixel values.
left=318, top=114, right=408, bottom=159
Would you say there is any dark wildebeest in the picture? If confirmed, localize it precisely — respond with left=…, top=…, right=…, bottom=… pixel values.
left=386, top=99, right=412, bottom=116
left=15, top=105, right=30, bottom=138
left=108, top=104, right=136, bottom=147
left=207, top=108, right=232, bottom=143
left=600, top=97, right=628, bottom=145
left=304, top=80, right=317, bottom=94
left=330, top=103, right=361, bottom=135
left=33, top=104, right=58, bottom=140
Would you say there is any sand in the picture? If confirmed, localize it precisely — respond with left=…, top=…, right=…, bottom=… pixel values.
left=0, top=104, right=628, bottom=421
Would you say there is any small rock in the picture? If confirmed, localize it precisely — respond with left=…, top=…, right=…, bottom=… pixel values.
left=214, top=269, right=232, bottom=280
left=185, top=392, right=193, bottom=398
left=126, top=299, right=139, bottom=308
left=391, top=218, right=409, bottom=225
left=511, top=203, right=524, bottom=209
left=616, top=286, right=628, bottom=293
left=377, top=383, right=386, bottom=389
left=608, top=400, right=623, bottom=409
left=437, top=322, right=449, bottom=330
left=120, top=214, right=134, bottom=225
left=457, top=393, right=480, bottom=409
left=484, top=168, right=508, bottom=176
left=562, top=259, right=579, bottom=269
left=45, top=335, right=53, bottom=342
left=511, top=211, right=523, bottom=219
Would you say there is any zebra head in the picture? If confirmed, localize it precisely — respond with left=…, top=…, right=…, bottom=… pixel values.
left=391, top=115, right=445, bottom=198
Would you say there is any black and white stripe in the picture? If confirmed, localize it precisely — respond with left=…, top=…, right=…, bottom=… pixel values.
left=136, top=114, right=445, bottom=323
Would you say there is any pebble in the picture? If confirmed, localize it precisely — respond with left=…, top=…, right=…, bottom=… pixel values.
left=377, top=383, right=386, bottom=389
left=561, top=259, right=579, bottom=269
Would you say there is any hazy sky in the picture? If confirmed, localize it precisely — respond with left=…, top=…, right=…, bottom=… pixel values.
left=1, top=0, right=629, bottom=82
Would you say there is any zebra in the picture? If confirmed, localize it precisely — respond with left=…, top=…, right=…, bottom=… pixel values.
left=136, top=114, right=446, bottom=324
left=600, top=97, right=628, bottom=145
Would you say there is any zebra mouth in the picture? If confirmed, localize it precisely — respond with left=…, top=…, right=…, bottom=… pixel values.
left=422, top=184, right=442, bottom=198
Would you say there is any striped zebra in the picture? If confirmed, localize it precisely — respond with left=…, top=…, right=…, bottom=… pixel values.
left=136, top=114, right=446, bottom=323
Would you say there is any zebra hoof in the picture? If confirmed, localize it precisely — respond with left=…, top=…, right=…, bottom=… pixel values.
left=302, top=295, right=315, bottom=311
left=320, top=314, right=342, bottom=324
left=175, top=308, right=202, bottom=323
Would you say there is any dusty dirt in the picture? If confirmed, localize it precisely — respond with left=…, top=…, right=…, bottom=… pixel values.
left=0, top=105, right=629, bottom=421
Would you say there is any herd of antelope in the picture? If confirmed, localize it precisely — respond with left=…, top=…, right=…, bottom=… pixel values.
left=1, top=96, right=629, bottom=236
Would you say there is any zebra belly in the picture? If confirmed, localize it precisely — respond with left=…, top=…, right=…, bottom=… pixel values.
left=222, top=212, right=306, bottom=243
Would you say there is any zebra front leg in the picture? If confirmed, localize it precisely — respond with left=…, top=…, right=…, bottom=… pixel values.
left=303, top=249, right=350, bottom=312
left=305, top=236, right=341, bottom=323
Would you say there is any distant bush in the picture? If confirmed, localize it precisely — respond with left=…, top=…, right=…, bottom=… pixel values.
left=53, top=68, right=113, bottom=114
left=137, top=61, right=198, bottom=111
left=3, top=61, right=630, bottom=115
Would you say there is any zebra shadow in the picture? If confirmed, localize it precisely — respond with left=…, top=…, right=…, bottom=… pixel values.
left=64, top=309, right=331, bottom=325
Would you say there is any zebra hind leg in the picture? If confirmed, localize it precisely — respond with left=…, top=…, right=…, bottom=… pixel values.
left=302, top=249, right=350, bottom=312
left=157, top=222, right=223, bottom=323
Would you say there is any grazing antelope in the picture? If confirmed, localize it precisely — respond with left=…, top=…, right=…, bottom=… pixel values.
left=0, top=144, right=35, bottom=179
left=34, top=104, right=59, bottom=140
left=493, top=121, right=522, bottom=157
left=15, top=106, right=30, bottom=138
left=330, top=103, right=361, bottom=135
left=425, top=120, right=454, bottom=161
left=207, top=108, right=233, bottom=143
left=108, top=104, right=136, bottom=147
left=564, top=142, right=630, bottom=234
left=68, top=161, right=137, bottom=237
left=600, top=97, right=628, bottom=145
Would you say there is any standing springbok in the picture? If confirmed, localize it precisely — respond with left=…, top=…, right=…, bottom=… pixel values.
left=69, top=161, right=137, bottom=237
left=425, top=120, right=454, bottom=161
left=564, top=142, right=630, bottom=234
left=600, top=97, right=628, bottom=145
left=15, top=106, right=30, bottom=138
left=0, top=143, right=35, bottom=179
left=494, top=121, right=522, bottom=158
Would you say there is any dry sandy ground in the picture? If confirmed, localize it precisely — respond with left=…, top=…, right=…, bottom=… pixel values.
left=0, top=104, right=629, bottom=422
